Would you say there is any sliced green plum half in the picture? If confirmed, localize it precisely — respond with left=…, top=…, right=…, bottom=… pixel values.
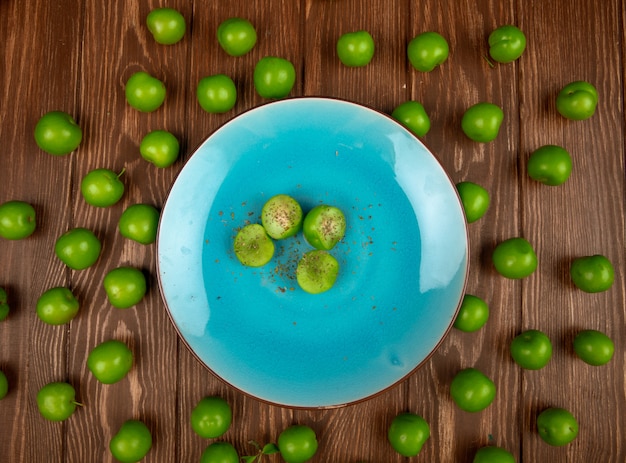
left=234, top=224, right=275, bottom=267
left=296, top=250, right=339, bottom=294
left=303, top=205, right=346, bottom=250
left=261, top=194, right=303, bottom=240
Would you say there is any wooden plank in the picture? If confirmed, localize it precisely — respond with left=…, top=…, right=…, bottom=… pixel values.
left=518, top=0, right=626, bottom=461
left=63, top=0, right=190, bottom=461
left=0, top=0, right=83, bottom=460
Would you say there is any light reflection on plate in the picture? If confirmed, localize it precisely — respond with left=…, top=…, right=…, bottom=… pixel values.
left=157, top=97, right=468, bottom=408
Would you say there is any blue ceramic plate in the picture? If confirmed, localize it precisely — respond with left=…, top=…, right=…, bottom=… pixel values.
left=157, top=98, right=468, bottom=408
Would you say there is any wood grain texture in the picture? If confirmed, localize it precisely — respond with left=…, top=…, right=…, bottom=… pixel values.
left=518, top=1, right=626, bottom=462
left=0, top=0, right=624, bottom=462
left=0, top=1, right=83, bottom=461
left=63, top=0, right=190, bottom=461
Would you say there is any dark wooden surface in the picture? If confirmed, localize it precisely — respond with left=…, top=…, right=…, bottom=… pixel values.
left=1, top=1, right=625, bottom=462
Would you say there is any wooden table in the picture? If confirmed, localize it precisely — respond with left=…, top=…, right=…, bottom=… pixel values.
left=1, top=1, right=624, bottom=461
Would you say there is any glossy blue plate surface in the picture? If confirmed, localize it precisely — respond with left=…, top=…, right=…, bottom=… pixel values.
left=157, top=98, right=468, bottom=408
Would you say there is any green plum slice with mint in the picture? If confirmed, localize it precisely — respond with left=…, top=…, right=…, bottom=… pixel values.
left=233, top=223, right=275, bottom=267
left=296, top=250, right=339, bottom=294
left=261, top=194, right=303, bottom=240
left=302, top=205, right=346, bottom=250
